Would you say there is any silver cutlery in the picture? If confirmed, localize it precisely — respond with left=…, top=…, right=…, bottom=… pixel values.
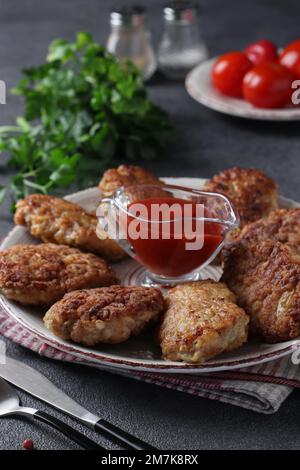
left=0, top=356, right=155, bottom=450
left=0, top=377, right=103, bottom=450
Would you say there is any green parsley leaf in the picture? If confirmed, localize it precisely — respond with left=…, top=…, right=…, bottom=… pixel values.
left=0, top=32, right=174, bottom=208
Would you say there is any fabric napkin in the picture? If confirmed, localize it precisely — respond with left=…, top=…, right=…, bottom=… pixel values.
left=1, top=309, right=300, bottom=414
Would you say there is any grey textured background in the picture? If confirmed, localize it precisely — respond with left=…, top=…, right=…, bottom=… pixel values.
left=1, top=0, right=300, bottom=450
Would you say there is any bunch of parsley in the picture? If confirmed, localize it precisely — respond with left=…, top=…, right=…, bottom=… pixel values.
left=0, top=32, right=173, bottom=208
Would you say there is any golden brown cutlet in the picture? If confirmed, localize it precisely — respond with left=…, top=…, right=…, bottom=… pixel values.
left=44, top=285, right=165, bottom=346
left=14, top=194, right=126, bottom=261
left=222, top=239, right=300, bottom=343
left=0, top=243, right=118, bottom=306
left=99, top=164, right=162, bottom=197
left=203, top=167, right=278, bottom=227
left=159, top=280, right=249, bottom=363
left=224, top=208, right=300, bottom=252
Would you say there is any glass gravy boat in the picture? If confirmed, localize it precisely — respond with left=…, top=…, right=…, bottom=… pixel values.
left=97, top=184, right=239, bottom=286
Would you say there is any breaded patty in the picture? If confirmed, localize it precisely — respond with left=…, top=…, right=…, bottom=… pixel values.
left=225, top=208, right=300, bottom=252
left=99, top=164, right=162, bottom=197
left=222, top=239, right=300, bottom=343
left=0, top=243, right=118, bottom=306
left=44, top=285, right=164, bottom=346
left=159, top=280, right=249, bottom=363
left=203, top=167, right=278, bottom=227
left=14, top=194, right=126, bottom=262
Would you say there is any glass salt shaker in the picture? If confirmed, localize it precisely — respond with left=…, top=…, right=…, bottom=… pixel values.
left=158, top=1, right=208, bottom=80
left=106, top=5, right=157, bottom=81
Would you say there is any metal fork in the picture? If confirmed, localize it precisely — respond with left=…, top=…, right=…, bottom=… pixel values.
left=0, top=377, right=103, bottom=450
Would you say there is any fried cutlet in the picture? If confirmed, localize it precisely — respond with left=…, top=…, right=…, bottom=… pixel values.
left=203, top=167, right=278, bottom=227
left=14, top=194, right=126, bottom=261
left=159, top=280, right=249, bottom=363
left=222, top=239, right=300, bottom=343
left=225, top=208, right=300, bottom=252
left=99, top=164, right=162, bottom=197
left=0, top=243, right=118, bottom=306
left=44, top=285, right=164, bottom=346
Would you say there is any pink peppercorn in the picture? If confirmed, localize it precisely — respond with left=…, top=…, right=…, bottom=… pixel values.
left=22, top=439, right=34, bottom=450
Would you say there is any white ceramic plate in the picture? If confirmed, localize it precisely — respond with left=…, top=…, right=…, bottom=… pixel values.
left=1, top=177, right=300, bottom=374
left=186, top=58, right=300, bottom=121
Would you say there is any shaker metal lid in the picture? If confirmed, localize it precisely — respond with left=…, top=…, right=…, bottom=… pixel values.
left=110, top=5, right=146, bottom=26
left=163, top=1, right=199, bottom=22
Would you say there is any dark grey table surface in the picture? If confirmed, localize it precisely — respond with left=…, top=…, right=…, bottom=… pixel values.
left=0, top=0, right=300, bottom=450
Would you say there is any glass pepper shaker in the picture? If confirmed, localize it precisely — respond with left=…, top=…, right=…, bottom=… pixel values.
left=158, top=1, right=208, bottom=79
left=106, top=5, right=157, bottom=81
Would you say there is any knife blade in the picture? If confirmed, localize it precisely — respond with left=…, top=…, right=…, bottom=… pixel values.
left=0, top=356, right=155, bottom=450
left=0, top=356, right=99, bottom=425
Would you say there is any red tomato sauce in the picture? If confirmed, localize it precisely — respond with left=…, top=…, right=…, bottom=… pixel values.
left=125, top=197, right=224, bottom=277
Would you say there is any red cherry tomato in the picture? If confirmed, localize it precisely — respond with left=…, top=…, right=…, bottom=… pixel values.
left=211, top=52, right=253, bottom=98
left=243, top=62, right=294, bottom=108
left=244, top=39, right=278, bottom=66
left=279, top=39, right=300, bottom=78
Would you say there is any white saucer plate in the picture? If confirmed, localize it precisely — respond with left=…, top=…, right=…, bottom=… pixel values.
left=186, top=58, right=300, bottom=121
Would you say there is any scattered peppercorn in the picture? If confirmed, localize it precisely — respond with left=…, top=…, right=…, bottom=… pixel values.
left=22, top=439, right=34, bottom=450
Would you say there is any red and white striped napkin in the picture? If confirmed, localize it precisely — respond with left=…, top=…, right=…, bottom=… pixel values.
left=1, top=309, right=300, bottom=414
